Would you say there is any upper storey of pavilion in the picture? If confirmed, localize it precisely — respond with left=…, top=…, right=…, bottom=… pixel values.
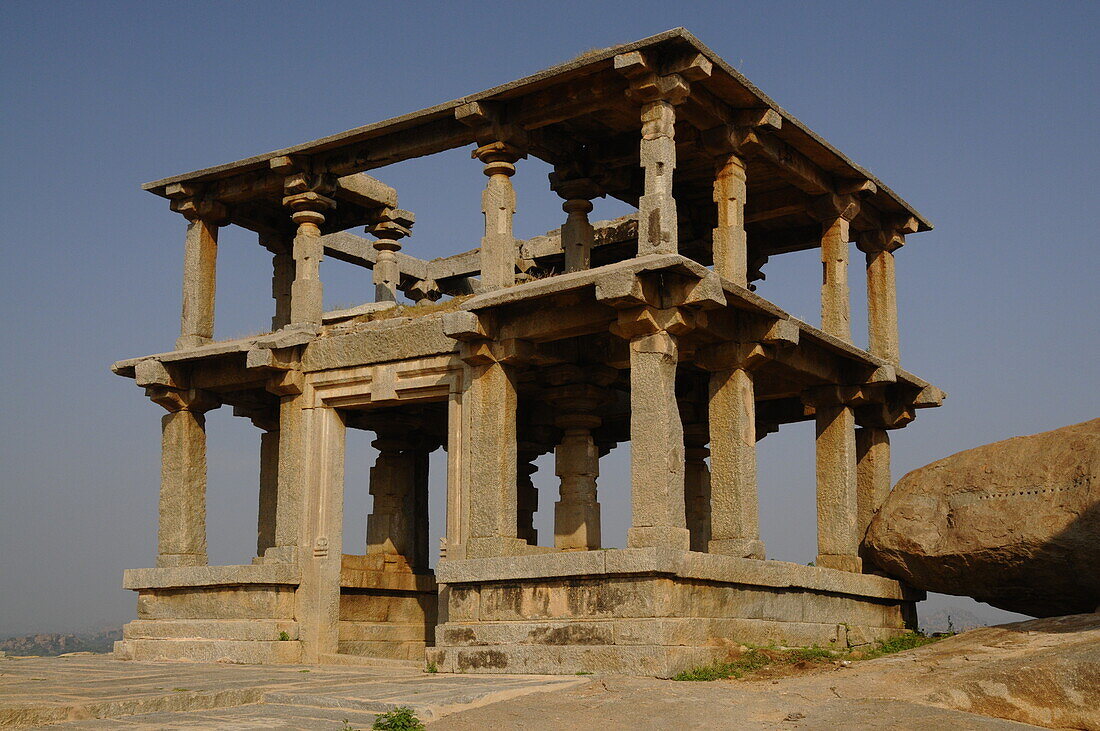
left=142, top=28, right=929, bottom=257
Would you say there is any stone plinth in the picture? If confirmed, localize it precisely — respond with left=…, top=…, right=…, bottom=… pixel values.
left=115, top=564, right=302, bottom=664
left=427, top=549, right=919, bottom=677
left=338, top=554, right=438, bottom=661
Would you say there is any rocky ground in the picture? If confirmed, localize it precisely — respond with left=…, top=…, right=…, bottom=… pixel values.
left=1, top=614, right=1095, bottom=729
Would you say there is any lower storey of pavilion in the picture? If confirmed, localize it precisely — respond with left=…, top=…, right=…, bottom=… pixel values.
left=113, top=259, right=937, bottom=677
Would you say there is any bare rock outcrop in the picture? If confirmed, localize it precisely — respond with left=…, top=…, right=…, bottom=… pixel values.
left=864, top=418, right=1100, bottom=617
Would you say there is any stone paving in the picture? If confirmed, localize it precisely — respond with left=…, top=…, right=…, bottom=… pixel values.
left=0, top=654, right=584, bottom=728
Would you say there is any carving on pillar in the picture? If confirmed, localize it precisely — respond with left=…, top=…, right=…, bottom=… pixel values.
left=857, top=222, right=909, bottom=366
left=456, top=102, right=528, bottom=291
left=472, top=142, right=525, bottom=290
left=278, top=164, right=337, bottom=329
left=616, top=50, right=711, bottom=256
left=145, top=385, right=220, bottom=568
left=368, top=207, right=415, bottom=303
left=549, top=164, right=602, bottom=273
left=542, top=363, right=616, bottom=551
left=166, top=186, right=228, bottom=351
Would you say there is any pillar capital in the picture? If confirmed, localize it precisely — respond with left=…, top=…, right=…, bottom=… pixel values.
left=145, top=385, right=220, bottom=414
left=810, top=193, right=861, bottom=224
left=696, top=341, right=771, bottom=372
left=168, top=195, right=228, bottom=224
left=614, top=50, right=711, bottom=105
left=472, top=141, right=526, bottom=169
left=801, top=384, right=883, bottom=409
left=610, top=304, right=697, bottom=341
left=856, top=229, right=905, bottom=254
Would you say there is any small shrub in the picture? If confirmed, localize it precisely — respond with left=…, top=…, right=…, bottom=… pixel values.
left=424, top=661, right=438, bottom=673
left=372, top=706, right=425, bottom=730
left=278, top=631, right=291, bottom=641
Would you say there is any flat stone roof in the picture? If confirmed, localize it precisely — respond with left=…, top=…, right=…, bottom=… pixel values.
left=142, top=28, right=931, bottom=237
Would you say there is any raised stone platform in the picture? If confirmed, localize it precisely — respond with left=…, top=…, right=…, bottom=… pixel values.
left=428, top=548, right=921, bottom=677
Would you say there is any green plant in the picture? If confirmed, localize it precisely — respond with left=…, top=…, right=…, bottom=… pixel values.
left=278, top=631, right=291, bottom=641
left=372, top=706, right=425, bottom=730
left=862, top=632, right=942, bottom=659
left=576, top=671, right=593, bottom=675
left=424, top=661, right=438, bottom=673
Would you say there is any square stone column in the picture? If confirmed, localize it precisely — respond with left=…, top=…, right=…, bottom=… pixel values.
left=167, top=196, right=226, bottom=350
left=805, top=386, right=861, bottom=572
left=858, top=229, right=905, bottom=366
left=706, top=358, right=765, bottom=559
left=683, top=422, right=712, bottom=553
left=856, top=426, right=891, bottom=569
left=260, top=233, right=294, bottom=332
left=712, top=152, right=749, bottom=286
left=464, top=359, right=523, bottom=558
left=811, top=195, right=861, bottom=343
left=146, top=386, right=219, bottom=568
left=257, top=422, right=280, bottom=558
left=296, top=406, right=347, bottom=663
left=474, top=143, right=524, bottom=291
left=626, top=331, right=689, bottom=550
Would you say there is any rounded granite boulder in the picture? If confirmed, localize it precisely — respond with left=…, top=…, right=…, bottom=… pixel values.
left=863, top=418, right=1100, bottom=617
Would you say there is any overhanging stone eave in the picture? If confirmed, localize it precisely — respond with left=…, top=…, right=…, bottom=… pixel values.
left=137, top=28, right=931, bottom=232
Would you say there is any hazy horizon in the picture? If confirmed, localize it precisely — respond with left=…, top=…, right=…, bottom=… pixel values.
left=2, top=1, right=1097, bottom=638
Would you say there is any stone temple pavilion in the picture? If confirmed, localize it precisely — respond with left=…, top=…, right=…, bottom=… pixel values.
left=111, top=29, right=944, bottom=677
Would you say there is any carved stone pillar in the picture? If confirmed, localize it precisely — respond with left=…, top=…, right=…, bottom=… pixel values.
left=812, top=194, right=861, bottom=342
left=235, top=408, right=282, bottom=559
left=550, top=170, right=600, bottom=273
left=609, top=303, right=693, bottom=550
left=369, top=208, right=415, bottom=303
left=146, top=385, right=220, bottom=567
left=544, top=364, right=615, bottom=551
left=616, top=50, right=710, bottom=257
left=804, top=386, right=862, bottom=573
left=167, top=193, right=226, bottom=350
left=712, top=152, right=749, bottom=286
left=282, top=173, right=335, bottom=328
left=701, top=342, right=767, bottom=559
left=364, top=416, right=433, bottom=572
left=474, top=142, right=524, bottom=290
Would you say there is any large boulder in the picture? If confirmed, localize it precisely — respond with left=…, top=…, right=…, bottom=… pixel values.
left=864, top=418, right=1100, bottom=617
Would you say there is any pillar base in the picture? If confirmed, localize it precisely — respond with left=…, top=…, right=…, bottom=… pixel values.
left=627, top=526, right=690, bottom=550
left=816, top=554, right=863, bottom=573
left=175, top=335, right=211, bottom=350
left=156, top=553, right=206, bottom=568
left=708, top=538, right=765, bottom=559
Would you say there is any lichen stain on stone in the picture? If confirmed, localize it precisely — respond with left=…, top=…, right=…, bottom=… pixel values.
left=456, top=649, right=509, bottom=670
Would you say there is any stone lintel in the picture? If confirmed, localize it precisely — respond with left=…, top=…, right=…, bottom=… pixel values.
left=436, top=548, right=919, bottom=602
left=123, top=564, right=301, bottom=590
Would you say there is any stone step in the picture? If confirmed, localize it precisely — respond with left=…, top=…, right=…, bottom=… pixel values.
left=124, top=619, right=299, bottom=641
left=115, top=638, right=302, bottom=664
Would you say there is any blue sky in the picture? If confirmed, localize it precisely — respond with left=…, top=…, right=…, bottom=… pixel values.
left=1, top=1, right=1097, bottom=636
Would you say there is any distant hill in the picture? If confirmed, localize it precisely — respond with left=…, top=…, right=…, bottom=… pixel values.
left=0, top=628, right=121, bottom=656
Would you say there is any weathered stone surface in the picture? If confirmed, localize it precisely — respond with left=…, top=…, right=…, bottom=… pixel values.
left=865, top=418, right=1100, bottom=616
